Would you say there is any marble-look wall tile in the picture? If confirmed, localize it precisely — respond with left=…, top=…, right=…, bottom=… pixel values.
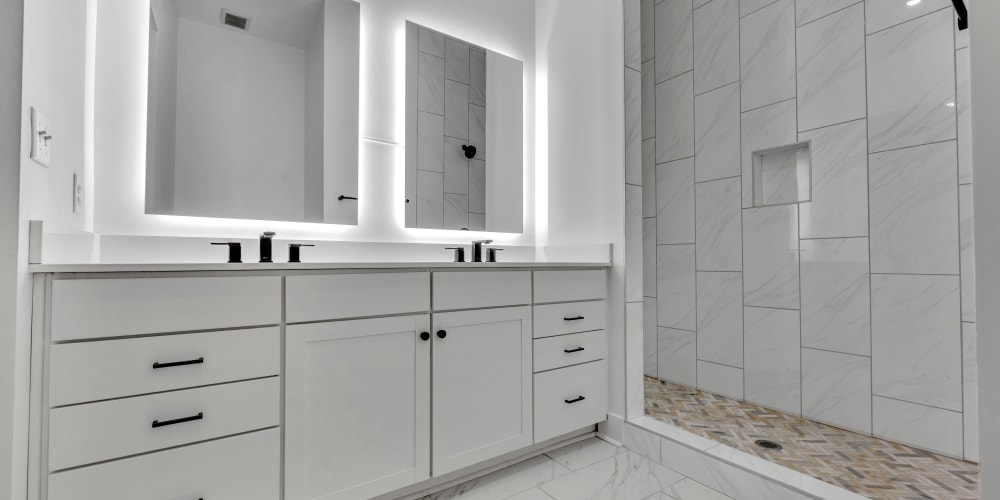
left=644, top=218, right=657, bottom=297
left=624, top=424, right=662, bottom=462
left=416, top=170, right=443, bottom=228
left=469, top=49, right=486, bottom=106
left=643, top=139, right=657, bottom=217
left=741, top=99, right=797, bottom=208
left=802, top=349, right=872, bottom=434
left=469, top=104, right=486, bottom=160
left=963, top=322, right=979, bottom=462
left=444, top=38, right=470, bottom=84
left=625, top=0, right=641, bottom=70
left=796, top=3, right=865, bottom=132
left=657, top=158, right=696, bottom=244
left=443, top=137, right=468, bottom=194
left=418, top=52, right=445, bottom=114
left=795, top=0, right=856, bottom=26
left=659, top=327, right=697, bottom=386
left=864, top=0, right=951, bottom=35
left=869, top=141, right=959, bottom=275
left=655, top=0, right=694, bottom=83
left=740, top=0, right=777, bottom=17
left=658, top=244, right=697, bottom=330
left=798, top=119, right=868, bottom=239
left=642, top=0, right=655, bottom=63
left=444, top=79, right=469, bottom=140
left=468, top=213, right=485, bottom=231
left=742, top=205, right=799, bottom=309
left=744, top=307, right=801, bottom=415
left=693, top=0, right=739, bottom=94
left=800, top=238, right=871, bottom=356
left=955, top=0, right=969, bottom=49
left=697, top=361, right=744, bottom=400
left=418, top=112, right=444, bottom=172
left=627, top=301, right=645, bottom=417
left=627, top=185, right=645, bottom=303
left=697, top=271, right=743, bottom=368
left=957, top=47, right=972, bottom=184
left=469, top=159, right=485, bottom=213
left=960, top=184, right=976, bottom=323
left=695, top=82, right=740, bottom=183
left=656, top=72, right=695, bottom=164
left=645, top=298, right=659, bottom=377
left=866, top=8, right=956, bottom=153
left=696, top=177, right=742, bottom=271
left=740, top=0, right=796, bottom=111
left=873, top=396, right=963, bottom=458
left=642, top=60, right=656, bottom=141
left=443, top=193, right=469, bottom=230
left=626, top=68, right=643, bottom=186
left=419, top=28, right=445, bottom=58
left=871, top=274, right=962, bottom=411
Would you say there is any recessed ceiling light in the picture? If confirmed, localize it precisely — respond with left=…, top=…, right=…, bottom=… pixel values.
left=907, top=0, right=922, bottom=6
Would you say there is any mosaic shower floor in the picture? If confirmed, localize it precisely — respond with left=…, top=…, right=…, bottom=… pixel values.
left=645, top=377, right=979, bottom=500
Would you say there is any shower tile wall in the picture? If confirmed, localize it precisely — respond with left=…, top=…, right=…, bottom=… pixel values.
left=639, top=0, right=977, bottom=461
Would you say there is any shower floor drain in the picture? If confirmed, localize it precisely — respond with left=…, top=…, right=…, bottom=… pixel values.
left=754, top=439, right=783, bottom=451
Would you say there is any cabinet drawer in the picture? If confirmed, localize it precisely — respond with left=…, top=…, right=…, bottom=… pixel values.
left=533, top=301, right=606, bottom=338
left=48, top=377, right=279, bottom=471
left=534, top=360, right=608, bottom=443
left=51, top=276, right=281, bottom=341
left=49, top=327, right=279, bottom=407
left=533, top=270, right=606, bottom=303
left=286, top=272, right=429, bottom=322
left=534, top=330, right=607, bottom=372
left=48, top=428, right=279, bottom=500
left=433, top=271, right=531, bottom=310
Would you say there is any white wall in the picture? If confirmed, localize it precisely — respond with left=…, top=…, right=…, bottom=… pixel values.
left=303, top=5, right=325, bottom=223
left=145, top=0, right=178, bottom=214
left=485, top=51, right=524, bottom=233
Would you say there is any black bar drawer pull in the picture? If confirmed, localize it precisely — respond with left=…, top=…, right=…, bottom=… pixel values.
left=564, top=347, right=585, bottom=353
left=564, top=396, right=586, bottom=404
left=152, top=357, right=204, bottom=369
left=152, top=412, right=203, bottom=428
left=563, top=316, right=585, bottom=321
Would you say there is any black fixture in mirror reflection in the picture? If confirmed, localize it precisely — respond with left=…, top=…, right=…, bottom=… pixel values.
left=288, top=243, right=315, bottom=263
left=338, top=195, right=358, bottom=201
left=462, top=144, right=477, bottom=159
left=211, top=242, right=242, bottom=263
left=259, top=231, right=275, bottom=263
left=952, top=0, right=968, bottom=30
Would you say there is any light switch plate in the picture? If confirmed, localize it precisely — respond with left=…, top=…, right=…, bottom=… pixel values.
left=30, top=107, right=52, bottom=167
left=73, top=173, right=84, bottom=215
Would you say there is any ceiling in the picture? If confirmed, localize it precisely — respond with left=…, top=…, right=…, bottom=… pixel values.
left=171, top=0, right=325, bottom=49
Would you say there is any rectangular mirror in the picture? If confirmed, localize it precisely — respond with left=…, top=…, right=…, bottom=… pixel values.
left=405, top=22, right=524, bottom=233
left=145, top=0, right=360, bottom=225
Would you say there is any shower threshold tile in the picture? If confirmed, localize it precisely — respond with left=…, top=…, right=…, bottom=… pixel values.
left=644, top=378, right=979, bottom=499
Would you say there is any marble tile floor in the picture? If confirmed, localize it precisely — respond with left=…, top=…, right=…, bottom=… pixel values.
left=418, top=437, right=736, bottom=500
left=645, top=377, right=979, bottom=499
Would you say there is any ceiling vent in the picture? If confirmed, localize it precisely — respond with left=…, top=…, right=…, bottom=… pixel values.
left=221, top=9, right=250, bottom=31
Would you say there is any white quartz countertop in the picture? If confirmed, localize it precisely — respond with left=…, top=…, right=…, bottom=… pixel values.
left=30, top=261, right=611, bottom=274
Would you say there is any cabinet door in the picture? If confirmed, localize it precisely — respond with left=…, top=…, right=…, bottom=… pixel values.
left=285, top=315, right=431, bottom=500
left=432, top=307, right=532, bottom=475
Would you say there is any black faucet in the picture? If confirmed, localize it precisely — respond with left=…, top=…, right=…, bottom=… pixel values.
left=259, top=232, right=276, bottom=263
left=471, top=240, right=493, bottom=263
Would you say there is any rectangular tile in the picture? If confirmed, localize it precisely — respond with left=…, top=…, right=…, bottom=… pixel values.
left=624, top=424, right=662, bottom=462
left=443, top=137, right=468, bottom=194
left=444, top=38, right=469, bottom=84
left=419, top=28, right=445, bottom=58
left=796, top=0, right=857, bottom=26
left=869, top=141, right=959, bottom=274
left=871, top=274, right=962, bottom=411
left=469, top=159, right=485, bottom=213
left=864, top=0, right=951, bottom=34
left=443, top=193, right=469, bottom=230
left=744, top=307, right=800, bottom=415
left=695, top=82, right=741, bottom=183
left=741, top=99, right=797, bottom=208
left=643, top=60, right=656, bottom=140
left=625, top=0, right=641, bottom=70
left=800, top=238, right=871, bottom=356
left=428, top=454, right=569, bottom=499
left=697, top=361, right=744, bottom=400
left=416, top=170, right=443, bottom=229
left=697, top=271, right=743, bottom=368
left=655, top=0, right=694, bottom=83
left=657, top=158, right=696, bottom=244
left=469, top=104, right=485, bottom=159
left=627, top=185, right=644, bottom=302
left=866, top=8, right=956, bottom=152
left=626, top=67, right=642, bottom=186
left=696, top=177, right=743, bottom=271
left=658, top=245, right=697, bottom=330
left=544, top=437, right=620, bottom=472
left=656, top=72, right=695, bottom=164
left=740, top=0, right=796, bottom=111
left=444, top=79, right=469, bottom=140
left=418, top=112, right=444, bottom=172
left=693, top=0, right=739, bottom=94
left=642, top=0, right=655, bottom=63
left=960, top=184, right=976, bottom=323
left=643, top=139, right=657, bottom=217
left=468, top=213, right=485, bottom=231
left=418, top=52, right=445, bottom=114
left=628, top=300, right=646, bottom=416
left=664, top=478, right=734, bottom=500
left=659, top=327, right=697, bottom=386
left=740, top=0, right=778, bottom=17
left=644, top=219, right=657, bottom=297
left=801, top=348, right=872, bottom=434
left=963, top=322, right=979, bottom=462
left=796, top=3, right=866, bottom=132
left=957, top=47, right=972, bottom=184
left=742, top=205, right=799, bottom=309
left=872, top=396, right=963, bottom=458
left=469, top=48, right=486, bottom=106
left=798, top=119, right=869, bottom=239
left=540, top=451, right=684, bottom=500
left=645, top=298, right=659, bottom=377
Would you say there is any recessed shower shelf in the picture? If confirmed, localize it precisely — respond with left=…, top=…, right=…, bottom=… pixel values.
left=751, top=141, right=812, bottom=208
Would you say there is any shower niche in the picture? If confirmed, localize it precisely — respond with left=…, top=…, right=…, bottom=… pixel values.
left=751, top=141, right=812, bottom=207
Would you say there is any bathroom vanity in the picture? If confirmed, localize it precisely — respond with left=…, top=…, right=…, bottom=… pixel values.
left=27, top=264, right=609, bottom=500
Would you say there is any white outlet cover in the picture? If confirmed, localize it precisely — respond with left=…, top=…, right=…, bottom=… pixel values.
left=30, top=107, right=52, bottom=167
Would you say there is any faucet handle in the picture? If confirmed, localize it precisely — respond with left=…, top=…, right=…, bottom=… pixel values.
left=288, top=243, right=315, bottom=263
left=211, top=242, right=242, bottom=263
left=472, top=239, right=494, bottom=245
left=486, top=247, right=504, bottom=263
left=260, top=231, right=276, bottom=238
left=445, top=247, right=466, bottom=263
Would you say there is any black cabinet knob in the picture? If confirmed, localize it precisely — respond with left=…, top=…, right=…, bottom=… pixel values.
left=420, top=331, right=430, bottom=341
left=437, top=330, right=447, bottom=339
